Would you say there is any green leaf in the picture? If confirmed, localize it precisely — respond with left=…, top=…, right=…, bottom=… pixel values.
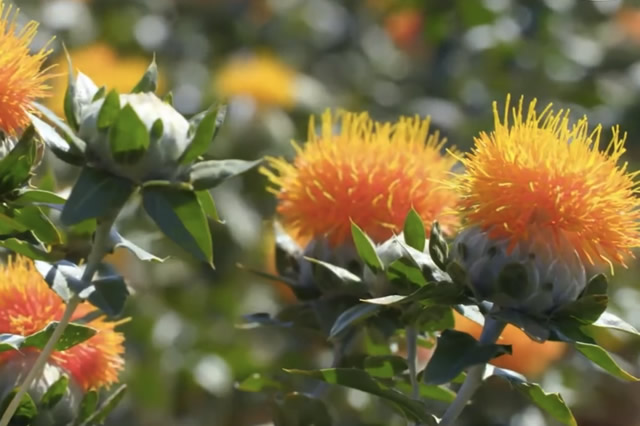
left=180, top=106, right=220, bottom=164
left=553, top=294, right=608, bottom=325
left=61, top=167, right=134, bottom=225
left=110, top=229, right=166, bottom=263
left=188, top=159, right=262, bottom=190
left=0, top=238, right=53, bottom=261
left=403, top=208, right=426, bottom=252
left=109, top=103, right=150, bottom=164
left=75, top=391, right=98, bottom=425
left=195, top=190, right=221, bottom=222
left=163, top=91, right=173, bottom=104
left=11, top=205, right=61, bottom=244
left=284, top=368, right=437, bottom=424
left=588, top=311, right=640, bottom=337
left=575, top=342, right=639, bottom=381
left=75, top=72, right=99, bottom=108
left=423, top=330, right=511, bottom=385
left=142, top=186, right=212, bottom=264
left=329, top=303, right=382, bottom=339
left=493, top=373, right=577, bottom=426
left=417, top=306, right=454, bottom=332
left=79, top=385, right=127, bottom=425
left=364, top=355, right=408, bottom=378
left=150, top=119, right=164, bottom=141
left=92, top=86, right=106, bottom=101
left=24, top=322, right=97, bottom=351
left=97, top=89, right=120, bottom=129
left=0, top=334, right=25, bottom=353
left=362, top=281, right=464, bottom=307
left=131, top=56, right=158, bottom=93
left=11, top=189, right=66, bottom=206
left=39, top=375, right=69, bottom=409
left=351, top=222, right=383, bottom=272
left=428, top=221, right=449, bottom=270
left=274, top=392, right=332, bottom=426
left=34, top=260, right=85, bottom=303
left=80, top=275, right=130, bottom=317
left=582, top=274, right=608, bottom=297
left=235, top=373, right=282, bottom=392
left=494, top=309, right=551, bottom=342
left=397, top=381, right=456, bottom=403
left=0, top=389, right=37, bottom=426
left=0, top=126, right=37, bottom=194
left=387, top=257, right=427, bottom=286
left=303, top=256, right=363, bottom=286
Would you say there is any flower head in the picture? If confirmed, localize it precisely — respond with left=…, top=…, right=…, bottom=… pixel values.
left=215, top=54, right=296, bottom=108
left=0, top=1, right=52, bottom=135
left=0, top=256, right=125, bottom=391
left=456, top=95, right=640, bottom=268
left=263, top=110, right=459, bottom=246
left=46, top=43, right=164, bottom=117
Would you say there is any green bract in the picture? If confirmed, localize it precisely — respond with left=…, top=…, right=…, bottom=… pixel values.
left=28, top=56, right=261, bottom=265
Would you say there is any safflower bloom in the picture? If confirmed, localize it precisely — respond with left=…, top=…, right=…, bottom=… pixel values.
left=215, top=54, right=296, bottom=109
left=46, top=43, right=163, bottom=117
left=454, top=312, right=566, bottom=377
left=452, top=95, right=640, bottom=314
left=0, top=1, right=52, bottom=135
left=263, top=109, right=459, bottom=246
left=0, top=256, right=125, bottom=391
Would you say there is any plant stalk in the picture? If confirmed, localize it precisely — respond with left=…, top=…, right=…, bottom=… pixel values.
left=439, top=317, right=506, bottom=426
left=0, top=214, right=118, bottom=426
left=406, top=325, right=419, bottom=400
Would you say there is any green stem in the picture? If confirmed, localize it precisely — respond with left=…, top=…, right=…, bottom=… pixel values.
left=406, top=325, right=419, bottom=400
left=439, top=317, right=506, bottom=426
left=0, top=214, right=118, bottom=426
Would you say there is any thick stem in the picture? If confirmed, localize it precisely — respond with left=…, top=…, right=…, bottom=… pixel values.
left=439, top=317, right=506, bottom=426
left=0, top=214, right=118, bottom=426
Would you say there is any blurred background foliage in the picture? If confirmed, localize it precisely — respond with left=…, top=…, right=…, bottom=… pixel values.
left=13, top=0, right=640, bottom=424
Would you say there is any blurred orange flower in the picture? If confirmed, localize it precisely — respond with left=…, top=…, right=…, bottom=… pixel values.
left=46, top=43, right=163, bottom=117
left=0, top=1, right=52, bottom=135
left=454, top=312, right=566, bottom=377
left=215, top=53, right=296, bottom=109
left=0, top=256, right=125, bottom=391
left=616, top=7, right=640, bottom=43
left=385, top=9, right=424, bottom=49
left=263, top=110, right=459, bottom=246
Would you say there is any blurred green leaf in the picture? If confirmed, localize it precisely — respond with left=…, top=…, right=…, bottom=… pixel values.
left=428, top=221, right=448, bottom=271
left=589, top=311, right=640, bottom=337
left=63, top=46, right=80, bottom=131
left=423, top=330, right=511, bottom=385
left=35, top=260, right=84, bottom=302
left=75, top=391, right=98, bottom=426
left=403, top=208, right=426, bottom=252
left=109, top=104, right=150, bottom=164
left=195, top=190, right=221, bottom=222
left=142, top=186, right=212, bottom=264
left=24, top=322, right=97, bottom=351
left=364, top=355, right=408, bottom=378
left=110, top=229, right=166, bottom=263
left=80, top=275, right=130, bottom=317
left=575, top=342, right=639, bottom=381
left=395, top=381, right=456, bottom=403
left=0, top=388, right=37, bottom=426
left=28, top=113, right=85, bottom=166
left=351, top=222, right=383, bottom=272
left=80, top=385, right=127, bottom=425
left=61, top=167, right=134, bottom=225
left=387, top=257, right=427, bottom=286
left=180, top=106, right=219, bottom=164
left=188, top=159, right=262, bottom=190
left=30, top=102, right=86, bottom=154
left=0, top=238, right=52, bottom=261
left=362, top=281, right=463, bottom=307
left=39, top=375, right=69, bottom=410
left=11, top=205, right=61, bottom=244
left=0, top=334, right=25, bottom=353
left=11, top=189, right=65, bottom=206
left=285, top=368, right=436, bottom=424
left=236, top=373, right=282, bottom=392
left=0, top=126, right=37, bottom=194
left=274, top=392, right=332, bottom=426
left=304, top=256, right=364, bottom=287
left=329, top=303, right=382, bottom=339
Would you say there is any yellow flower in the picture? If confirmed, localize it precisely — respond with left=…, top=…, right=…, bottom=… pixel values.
left=263, top=109, right=459, bottom=246
left=457, top=95, right=640, bottom=268
left=0, top=1, right=52, bottom=135
left=46, top=43, right=162, bottom=117
left=0, top=256, right=125, bottom=391
left=215, top=53, right=296, bottom=108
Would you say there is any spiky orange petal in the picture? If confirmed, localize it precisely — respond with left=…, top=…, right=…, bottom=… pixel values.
left=0, top=256, right=124, bottom=391
left=0, top=2, right=52, bottom=135
left=263, top=110, right=460, bottom=246
left=456, top=95, right=640, bottom=267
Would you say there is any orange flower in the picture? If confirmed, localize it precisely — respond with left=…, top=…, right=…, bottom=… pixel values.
left=385, top=9, right=424, bottom=49
left=46, top=43, right=163, bottom=117
left=454, top=312, right=566, bottom=377
left=263, top=110, right=459, bottom=246
left=456, top=95, right=640, bottom=269
left=0, top=256, right=125, bottom=391
left=215, top=53, right=296, bottom=108
left=0, top=1, right=52, bottom=135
